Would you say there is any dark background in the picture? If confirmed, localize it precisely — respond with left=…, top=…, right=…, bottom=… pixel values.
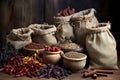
left=0, top=0, right=119, bottom=50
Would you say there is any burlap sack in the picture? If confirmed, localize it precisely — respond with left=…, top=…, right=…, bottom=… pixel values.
left=29, top=24, right=57, bottom=46
left=71, top=8, right=98, bottom=47
left=54, top=16, right=75, bottom=42
left=7, top=28, right=33, bottom=49
left=86, top=23, right=118, bottom=69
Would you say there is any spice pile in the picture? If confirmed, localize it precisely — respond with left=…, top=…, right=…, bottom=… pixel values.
left=0, top=43, right=72, bottom=79
left=59, top=41, right=80, bottom=49
left=37, top=64, right=72, bottom=79
left=0, top=54, right=46, bottom=77
left=24, top=42, right=44, bottom=49
left=0, top=43, right=20, bottom=68
left=83, top=69, right=114, bottom=79
left=57, top=7, right=76, bottom=17
left=45, top=45, right=61, bottom=52
left=64, top=51, right=85, bottom=58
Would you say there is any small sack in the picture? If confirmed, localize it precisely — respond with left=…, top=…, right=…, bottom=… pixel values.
left=29, top=24, right=57, bottom=46
left=54, top=16, right=75, bottom=42
left=71, top=8, right=98, bottom=47
left=86, top=23, right=119, bottom=69
left=7, top=28, right=33, bottom=49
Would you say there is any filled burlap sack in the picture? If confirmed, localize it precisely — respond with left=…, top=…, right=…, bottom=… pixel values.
left=54, top=15, right=75, bottom=42
left=86, top=22, right=119, bottom=69
left=7, top=28, right=33, bottom=49
left=29, top=24, right=57, bottom=46
left=71, top=8, right=98, bottom=47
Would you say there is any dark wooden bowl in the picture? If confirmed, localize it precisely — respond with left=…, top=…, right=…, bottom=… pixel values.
left=22, top=47, right=45, bottom=57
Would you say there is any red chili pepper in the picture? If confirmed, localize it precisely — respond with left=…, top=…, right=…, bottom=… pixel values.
left=16, top=73, right=24, bottom=77
left=0, top=68, right=4, bottom=71
left=52, top=46, right=56, bottom=52
left=55, top=47, right=60, bottom=51
left=26, top=72, right=32, bottom=78
left=46, top=47, right=51, bottom=51
left=5, top=67, right=11, bottom=73
left=30, top=71, right=36, bottom=77
left=45, top=46, right=60, bottom=52
left=10, top=67, right=14, bottom=74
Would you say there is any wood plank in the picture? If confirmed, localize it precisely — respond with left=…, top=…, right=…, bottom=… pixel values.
left=0, top=0, right=14, bottom=46
left=0, top=70, right=120, bottom=80
left=45, top=0, right=67, bottom=24
left=12, top=0, right=44, bottom=28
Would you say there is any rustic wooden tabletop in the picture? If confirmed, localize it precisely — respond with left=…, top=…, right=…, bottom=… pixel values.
left=0, top=70, right=120, bottom=80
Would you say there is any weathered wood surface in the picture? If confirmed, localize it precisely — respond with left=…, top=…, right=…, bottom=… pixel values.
left=0, top=0, right=110, bottom=47
left=0, top=70, right=120, bottom=80
left=12, top=0, right=44, bottom=28
left=0, top=0, right=13, bottom=46
left=0, top=0, right=44, bottom=29
left=0, top=0, right=44, bottom=46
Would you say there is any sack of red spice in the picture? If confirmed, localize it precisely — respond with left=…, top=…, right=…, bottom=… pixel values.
left=54, top=7, right=76, bottom=42
left=7, top=28, right=33, bottom=49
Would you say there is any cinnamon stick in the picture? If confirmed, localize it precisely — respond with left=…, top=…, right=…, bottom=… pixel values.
left=83, top=69, right=113, bottom=78
left=96, top=69, right=114, bottom=74
left=96, top=73, right=108, bottom=77
left=83, top=70, right=96, bottom=77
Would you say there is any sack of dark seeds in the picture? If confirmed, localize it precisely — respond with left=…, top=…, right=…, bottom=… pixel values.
left=7, top=28, right=33, bottom=49
left=86, top=22, right=119, bottom=69
left=71, top=8, right=98, bottom=47
left=29, top=24, right=57, bottom=46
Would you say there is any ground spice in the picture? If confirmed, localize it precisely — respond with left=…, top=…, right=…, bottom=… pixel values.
left=25, top=42, right=44, bottom=49
left=59, top=42, right=80, bottom=49
left=64, top=51, right=85, bottom=58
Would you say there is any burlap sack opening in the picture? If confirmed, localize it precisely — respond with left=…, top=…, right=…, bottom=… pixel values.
left=7, top=28, right=33, bottom=49
left=86, top=22, right=119, bottom=69
left=54, top=15, right=75, bottom=42
left=29, top=24, right=57, bottom=46
left=71, top=8, right=98, bottom=48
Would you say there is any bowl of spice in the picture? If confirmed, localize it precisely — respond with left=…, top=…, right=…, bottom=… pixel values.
left=62, top=51, right=87, bottom=72
left=59, top=41, right=83, bottom=52
left=43, top=45, right=64, bottom=64
left=22, top=42, right=45, bottom=56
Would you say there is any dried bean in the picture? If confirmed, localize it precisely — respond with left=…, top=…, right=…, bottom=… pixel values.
left=38, top=74, right=47, bottom=78
left=36, top=64, right=72, bottom=79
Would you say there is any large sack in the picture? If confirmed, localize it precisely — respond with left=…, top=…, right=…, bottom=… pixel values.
left=54, top=15, right=75, bottom=42
left=7, top=28, right=33, bottom=49
left=86, top=22, right=119, bottom=69
left=71, top=8, right=98, bottom=47
left=29, top=24, right=57, bottom=46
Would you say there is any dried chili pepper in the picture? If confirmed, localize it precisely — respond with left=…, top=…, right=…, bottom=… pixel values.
left=45, top=46, right=60, bottom=52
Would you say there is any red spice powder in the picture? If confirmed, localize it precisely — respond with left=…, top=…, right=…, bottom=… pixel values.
left=25, top=42, right=44, bottom=49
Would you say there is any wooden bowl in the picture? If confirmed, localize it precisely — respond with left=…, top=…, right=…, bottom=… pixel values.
left=22, top=47, right=45, bottom=57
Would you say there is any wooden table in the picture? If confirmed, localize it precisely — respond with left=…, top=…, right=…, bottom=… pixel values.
left=0, top=70, right=120, bottom=80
